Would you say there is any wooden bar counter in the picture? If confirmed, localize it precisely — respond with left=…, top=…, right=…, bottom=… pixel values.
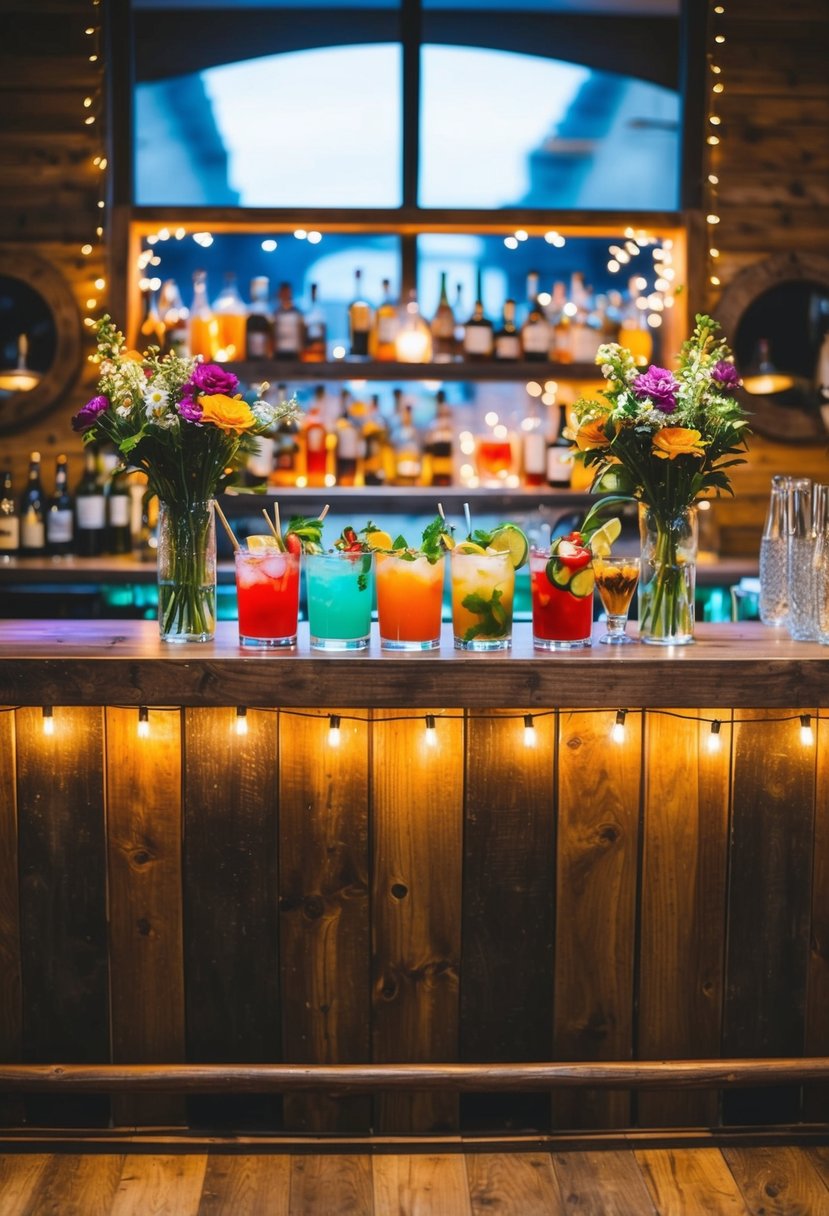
left=0, top=620, right=827, bottom=1137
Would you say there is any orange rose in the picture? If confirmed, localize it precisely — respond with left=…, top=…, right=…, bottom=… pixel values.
left=575, top=416, right=614, bottom=451
left=652, top=427, right=705, bottom=460
left=197, top=393, right=256, bottom=431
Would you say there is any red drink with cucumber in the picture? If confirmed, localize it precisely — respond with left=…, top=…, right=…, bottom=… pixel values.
left=531, top=531, right=594, bottom=649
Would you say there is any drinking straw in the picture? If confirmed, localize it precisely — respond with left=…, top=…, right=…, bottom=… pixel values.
left=261, top=509, right=285, bottom=550
left=273, top=501, right=284, bottom=545
left=463, top=501, right=472, bottom=537
left=318, top=504, right=330, bottom=522
left=437, top=502, right=446, bottom=520
left=213, top=501, right=240, bottom=552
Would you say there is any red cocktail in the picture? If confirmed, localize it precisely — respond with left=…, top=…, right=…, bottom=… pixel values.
left=235, top=545, right=301, bottom=647
left=530, top=537, right=594, bottom=649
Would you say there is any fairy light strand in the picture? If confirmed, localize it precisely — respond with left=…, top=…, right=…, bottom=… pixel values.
left=706, top=2, right=725, bottom=295
left=82, top=0, right=108, bottom=336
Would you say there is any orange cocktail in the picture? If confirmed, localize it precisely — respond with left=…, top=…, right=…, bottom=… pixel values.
left=376, top=551, right=445, bottom=650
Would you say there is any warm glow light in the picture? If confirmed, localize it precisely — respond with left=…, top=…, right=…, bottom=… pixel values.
left=504, top=237, right=519, bottom=250
left=706, top=214, right=720, bottom=225
left=800, top=715, right=815, bottom=746
left=523, top=714, right=537, bottom=748
left=308, top=231, right=322, bottom=244
left=137, top=706, right=150, bottom=739
left=235, top=707, right=249, bottom=737
left=611, top=709, right=627, bottom=743
left=261, top=239, right=278, bottom=252
left=526, top=382, right=543, bottom=398
left=425, top=714, right=437, bottom=748
left=81, top=244, right=93, bottom=255
left=42, top=706, right=54, bottom=736
left=294, top=229, right=308, bottom=239
left=328, top=714, right=341, bottom=747
left=707, top=720, right=722, bottom=753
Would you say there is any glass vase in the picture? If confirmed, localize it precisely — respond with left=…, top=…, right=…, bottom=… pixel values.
left=638, top=504, right=698, bottom=646
left=157, top=499, right=216, bottom=643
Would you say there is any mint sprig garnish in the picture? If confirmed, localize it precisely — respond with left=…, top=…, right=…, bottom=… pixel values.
left=462, top=588, right=509, bottom=640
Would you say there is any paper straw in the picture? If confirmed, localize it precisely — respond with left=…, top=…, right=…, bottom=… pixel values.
left=318, top=504, right=330, bottom=522
left=261, top=508, right=283, bottom=546
left=213, top=501, right=240, bottom=552
left=463, top=501, right=472, bottom=537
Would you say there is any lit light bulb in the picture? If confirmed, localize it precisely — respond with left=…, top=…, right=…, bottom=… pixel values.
left=42, top=706, right=54, bottom=736
left=424, top=714, right=438, bottom=748
left=800, top=715, right=815, bottom=746
left=235, top=707, right=249, bottom=737
left=523, top=714, right=537, bottom=748
left=707, top=720, right=722, bottom=754
left=137, top=706, right=149, bottom=739
left=328, top=714, right=341, bottom=747
left=611, top=709, right=627, bottom=744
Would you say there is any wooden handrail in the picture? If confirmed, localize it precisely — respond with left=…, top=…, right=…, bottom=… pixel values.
left=2, top=1059, right=828, bottom=1093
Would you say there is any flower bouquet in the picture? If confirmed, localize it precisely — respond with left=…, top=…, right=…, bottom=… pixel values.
left=73, top=316, right=298, bottom=642
left=572, top=314, right=749, bottom=644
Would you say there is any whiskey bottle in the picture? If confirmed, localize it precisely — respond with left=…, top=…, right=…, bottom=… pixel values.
left=302, top=386, right=329, bottom=487
left=462, top=269, right=494, bottom=362
left=424, top=392, right=454, bottom=487
left=301, top=282, right=327, bottom=362
left=245, top=277, right=273, bottom=360
left=188, top=270, right=216, bottom=362
left=335, top=389, right=361, bottom=486
left=348, top=269, right=373, bottom=359
left=273, top=282, right=304, bottom=360
left=373, top=279, right=399, bottom=361
left=212, top=272, right=247, bottom=361
left=430, top=272, right=457, bottom=363
left=494, top=299, right=521, bottom=362
left=520, top=271, right=551, bottom=361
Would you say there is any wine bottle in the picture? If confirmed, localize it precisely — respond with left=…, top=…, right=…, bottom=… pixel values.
left=105, top=461, right=133, bottom=555
left=301, top=282, right=327, bottom=363
left=273, top=281, right=304, bottom=360
left=348, top=269, right=372, bottom=359
left=245, top=276, right=273, bottom=360
left=18, top=451, right=46, bottom=557
left=546, top=402, right=573, bottom=488
left=462, top=269, right=494, bottom=361
left=430, top=272, right=457, bottom=363
left=74, top=447, right=107, bottom=556
left=0, top=470, right=20, bottom=557
left=46, top=453, right=74, bottom=556
left=520, top=271, right=551, bottom=361
left=494, top=299, right=521, bottom=362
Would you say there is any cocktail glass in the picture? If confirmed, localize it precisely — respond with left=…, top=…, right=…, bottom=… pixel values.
left=305, top=550, right=375, bottom=650
left=234, top=545, right=301, bottom=648
left=450, top=548, right=515, bottom=651
left=530, top=546, right=594, bottom=650
left=594, top=555, right=640, bottom=644
left=376, top=551, right=445, bottom=650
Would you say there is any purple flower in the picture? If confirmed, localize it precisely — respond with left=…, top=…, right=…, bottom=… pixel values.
left=712, top=359, right=741, bottom=392
left=183, top=363, right=239, bottom=398
left=633, top=365, right=679, bottom=414
left=71, top=394, right=109, bottom=433
left=177, top=395, right=203, bottom=423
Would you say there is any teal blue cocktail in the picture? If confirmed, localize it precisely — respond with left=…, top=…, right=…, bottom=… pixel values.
left=305, top=551, right=375, bottom=650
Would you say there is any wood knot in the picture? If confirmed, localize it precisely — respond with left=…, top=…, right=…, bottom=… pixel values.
left=131, top=849, right=153, bottom=867
left=597, top=824, right=619, bottom=845
left=391, top=883, right=408, bottom=900
left=303, top=895, right=325, bottom=920
left=566, top=735, right=582, bottom=750
left=136, top=917, right=151, bottom=937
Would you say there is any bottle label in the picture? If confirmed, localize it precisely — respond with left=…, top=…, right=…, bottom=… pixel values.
left=337, top=429, right=360, bottom=460
left=108, top=496, right=131, bottom=527
left=495, top=334, right=521, bottom=360
left=547, top=448, right=572, bottom=485
left=275, top=314, right=303, bottom=351
left=306, top=426, right=326, bottom=453
left=76, top=495, right=106, bottom=529
left=523, top=432, right=546, bottom=475
left=247, top=331, right=269, bottom=358
left=248, top=437, right=274, bottom=479
left=0, top=517, right=19, bottom=550
left=522, top=321, right=551, bottom=355
left=20, top=516, right=45, bottom=549
left=47, top=510, right=74, bottom=544
left=464, top=326, right=493, bottom=356
left=377, top=315, right=399, bottom=344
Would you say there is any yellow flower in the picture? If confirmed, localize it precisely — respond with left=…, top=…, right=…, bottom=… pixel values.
left=197, top=393, right=255, bottom=431
left=652, top=427, right=706, bottom=460
left=575, top=416, right=614, bottom=451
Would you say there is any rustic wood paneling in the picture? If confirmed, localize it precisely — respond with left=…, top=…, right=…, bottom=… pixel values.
left=278, top=708, right=371, bottom=1134
left=15, top=704, right=109, bottom=1127
left=553, top=709, right=641, bottom=1130
left=0, top=708, right=22, bottom=1126
left=805, top=712, right=829, bottom=1121
left=183, top=707, right=281, bottom=1129
left=461, top=709, right=556, bottom=1132
left=106, top=706, right=185, bottom=1128
left=638, top=709, right=730, bottom=1128
left=723, top=708, right=817, bottom=1125
left=371, top=708, right=464, bottom=1134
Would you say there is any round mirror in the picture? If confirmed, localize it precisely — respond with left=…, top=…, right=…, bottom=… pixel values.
left=717, top=252, right=829, bottom=443
left=0, top=247, right=82, bottom=435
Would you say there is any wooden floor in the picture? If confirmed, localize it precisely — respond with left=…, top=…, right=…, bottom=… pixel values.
left=2, top=1141, right=829, bottom=1215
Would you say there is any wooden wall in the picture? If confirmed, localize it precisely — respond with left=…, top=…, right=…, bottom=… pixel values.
left=1, top=703, right=827, bottom=1133
left=0, top=1, right=828, bottom=550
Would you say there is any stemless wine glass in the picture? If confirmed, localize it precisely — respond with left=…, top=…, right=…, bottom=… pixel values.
left=593, top=555, right=640, bottom=644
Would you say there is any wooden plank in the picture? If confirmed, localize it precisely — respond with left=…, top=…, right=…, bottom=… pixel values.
left=552, top=1149, right=658, bottom=1214
left=553, top=709, right=641, bottom=1130
left=637, top=1147, right=751, bottom=1213
left=723, top=709, right=816, bottom=1125
left=467, top=1152, right=565, bottom=1215
left=372, top=1153, right=472, bottom=1216
left=0, top=1153, right=51, bottom=1216
left=461, top=710, right=555, bottom=1132
left=15, top=705, right=109, bottom=1128
left=106, top=706, right=186, bottom=1128
left=804, top=1146, right=829, bottom=1190
left=638, top=709, right=730, bottom=1127
left=372, top=709, right=464, bottom=1135
left=288, top=1154, right=373, bottom=1216
left=0, top=709, right=22, bottom=1127
left=183, top=707, right=281, bottom=1130
left=723, top=1145, right=829, bottom=1215
left=805, top=712, right=829, bottom=1121
left=278, top=708, right=371, bottom=1134
left=198, top=1154, right=290, bottom=1216
left=109, top=1153, right=207, bottom=1216
left=21, top=1152, right=124, bottom=1216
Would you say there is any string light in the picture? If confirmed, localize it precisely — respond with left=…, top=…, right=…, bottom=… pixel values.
left=424, top=714, right=438, bottom=748
left=80, top=0, right=107, bottom=330
left=328, top=714, right=341, bottom=747
left=235, top=707, right=249, bottom=737
left=800, top=715, right=815, bottom=746
left=707, top=719, right=722, bottom=753
left=523, top=714, right=537, bottom=748
left=42, top=706, right=54, bottom=736
left=706, top=2, right=726, bottom=299
left=611, top=709, right=627, bottom=744
left=137, top=706, right=150, bottom=738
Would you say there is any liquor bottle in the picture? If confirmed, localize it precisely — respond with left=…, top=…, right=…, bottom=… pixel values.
left=271, top=384, right=300, bottom=486
left=373, top=279, right=399, bottom=361
left=18, top=451, right=46, bottom=557
left=521, top=406, right=547, bottom=488
left=301, top=282, right=327, bottom=362
left=395, top=290, right=432, bottom=363
left=550, top=281, right=572, bottom=363
left=494, top=299, right=521, bottom=362
left=391, top=401, right=423, bottom=486
left=348, top=269, right=373, bottom=359
left=158, top=279, right=189, bottom=357
left=188, top=270, right=216, bottom=361
left=245, top=276, right=273, bottom=360
left=620, top=277, right=653, bottom=367
left=430, top=272, right=457, bottom=363
left=46, top=453, right=74, bottom=556
left=302, top=387, right=329, bottom=487
left=335, top=389, right=360, bottom=486
left=453, top=282, right=466, bottom=352
left=424, top=391, right=454, bottom=487
left=0, top=470, right=20, bottom=557
left=74, top=446, right=107, bottom=556
left=546, top=403, right=573, bottom=488
left=521, top=271, right=551, bottom=361
left=212, top=272, right=247, bottom=361
left=273, top=281, right=304, bottom=360
left=139, top=286, right=166, bottom=349
left=462, top=269, right=494, bottom=361
left=105, top=460, right=133, bottom=555
left=362, top=394, right=389, bottom=487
